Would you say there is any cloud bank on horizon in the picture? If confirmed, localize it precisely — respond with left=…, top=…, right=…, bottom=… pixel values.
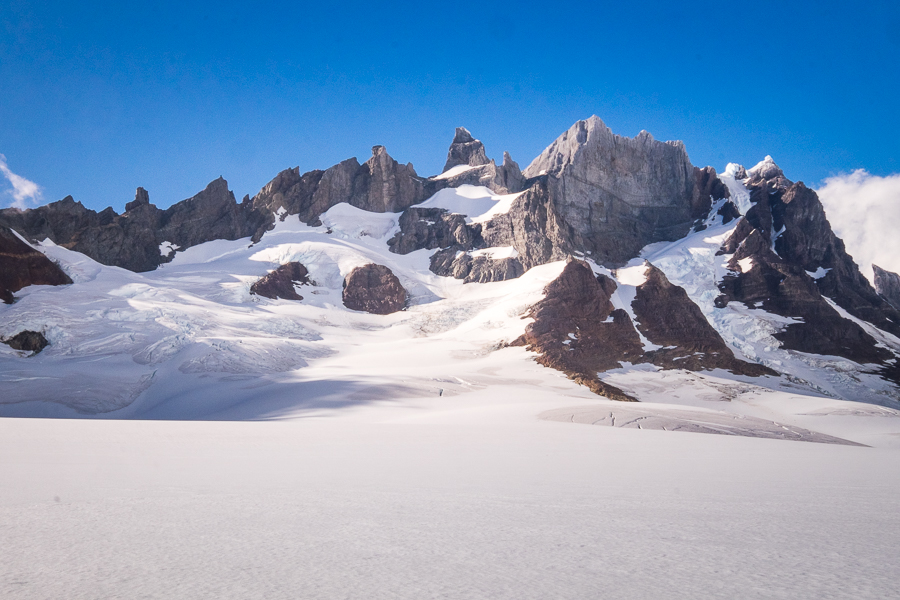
left=817, top=170, right=900, bottom=283
left=0, top=155, right=42, bottom=209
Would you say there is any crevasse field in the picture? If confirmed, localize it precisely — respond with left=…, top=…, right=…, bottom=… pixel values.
left=2, top=183, right=900, bottom=599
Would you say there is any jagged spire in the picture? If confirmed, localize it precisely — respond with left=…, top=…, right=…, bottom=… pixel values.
left=442, top=127, right=490, bottom=173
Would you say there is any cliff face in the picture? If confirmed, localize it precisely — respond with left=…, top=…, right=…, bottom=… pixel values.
left=874, top=265, right=900, bottom=311
left=523, top=116, right=698, bottom=265
left=718, top=157, right=900, bottom=340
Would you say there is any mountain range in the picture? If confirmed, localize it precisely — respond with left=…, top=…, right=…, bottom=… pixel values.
left=1, top=116, right=899, bottom=418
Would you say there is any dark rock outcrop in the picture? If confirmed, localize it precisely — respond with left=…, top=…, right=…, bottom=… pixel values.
left=342, top=264, right=407, bottom=315
left=522, top=116, right=698, bottom=266
left=512, top=259, right=643, bottom=401
left=2, top=330, right=49, bottom=354
left=125, top=187, right=150, bottom=212
left=429, top=249, right=525, bottom=284
left=387, top=207, right=482, bottom=255
left=631, top=264, right=774, bottom=376
left=0, top=180, right=263, bottom=273
left=716, top=225, right=893, bottom=366
left=691, top=166, right=730, bottom=227
left=726, top=156, right=900, bottom=341
left=250, top=262, right=311, bottom=301
left=0, top=227, right=72, bottom=303
left=389, top=176, right=573, bottom=283
left=874, top=265, right=900, bottom=311
left=512, top=259, right=771, bottom=400
left=0, top=144, right=427, bottom=272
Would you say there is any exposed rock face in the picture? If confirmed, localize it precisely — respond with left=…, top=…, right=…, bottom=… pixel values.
left=512, top=259, right=642, bottom=400
left=0, top=144, right=427, bottom=272
left=729, top=156, right=900, bottom=340
left=0, top=227, right=72, bottom=303
left=478, top=177, right=573, bottom=270
left=2, top=330, right=49, bottom=354
left=342, top=264, right=408, bottom=315
left=716, top=224, right=893, bottom=366
left=442, top=127, right=490, bottom=172
left=631, top=264, right=774, bottom=376
left=159, top=177, right=255, bottom=251
left=388, top=207, right=480, bottom=255
left=523, top=116, right=697, bottom=265
left=389, top=177, right=572, bottom=283
left=429, top=249, right=525, bottom=284
left=0, top=181, right=263, bottom=273
left=248, top=145, right=426, bottom=239
left=691, top=166, right=730, bottom=227
left=125, top=187, right=150, bottom=212
left=426, top=130, right=525, bottom=195
left=512, top=259, right=770, bottom=400
left=874, top=265, right=900, bottom=311
left=250, top=262, right=311, bottom=301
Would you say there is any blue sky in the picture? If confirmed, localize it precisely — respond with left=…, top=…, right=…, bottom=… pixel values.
left=1, top=0, right=898, bottom=212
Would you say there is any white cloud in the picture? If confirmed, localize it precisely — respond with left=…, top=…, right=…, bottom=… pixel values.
left=0, top=154, right=43, bottom=209
left=816, top=170, right=900, bottom=284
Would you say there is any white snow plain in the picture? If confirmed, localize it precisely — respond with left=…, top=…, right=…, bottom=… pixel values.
left=2, top=183, right=900, bottom=598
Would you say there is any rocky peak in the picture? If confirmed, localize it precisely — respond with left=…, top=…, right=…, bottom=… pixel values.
left=521, top=115, right=697, bottom=265
left=355, top=145, right=423, bottom=213
left=125, top=187, right=151, bottom=212
left=874, top=264, right=900, bottom=310
left=452, top=127, right=475, bottom=144
left=746, top=156, right=792, bottom=191
left=442, top=126, right=490, bottom=172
